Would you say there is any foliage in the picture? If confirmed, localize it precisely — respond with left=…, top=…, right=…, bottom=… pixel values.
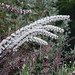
left=56, top=0, right=75, bottom=49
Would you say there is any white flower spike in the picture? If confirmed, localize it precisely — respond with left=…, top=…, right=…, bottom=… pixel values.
left=0, top=15, right=70, bottom=54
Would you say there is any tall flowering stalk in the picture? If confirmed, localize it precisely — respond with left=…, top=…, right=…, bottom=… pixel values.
left=0, top=3, right=32, bottom=14
left=0, top=15, right=70, bottom=55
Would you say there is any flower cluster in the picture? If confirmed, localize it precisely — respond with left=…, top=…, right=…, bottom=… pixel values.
left=32, top=25, right=64, bottom=33
left=0, top=3, right=32, bottom=14
left=14, top=15, right=69, bottom=37
left=13, top=36, right=48, bottom=51
left=1, top=29, right=57, bottom=51
left=0, top=15, right=70, bottom=54
left=24, top=15, right=70, bottom=29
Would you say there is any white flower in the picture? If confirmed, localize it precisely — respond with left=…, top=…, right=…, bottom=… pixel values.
left=5, top=29, right=58, bottom=50
left=28, top=36, right=48, bottom=45
left=0, top=50, right=2, bottom=54
left=0, top=46, right=5, bottom=50
left=31, top=25, right=64, bottom=33
left=1, top=39, right=7, bottom=45
left=12, top=15, right=69, bottom=38
left=0, top=15, right=70, bottom=54
left=12, top=36, right=48, bottom=51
